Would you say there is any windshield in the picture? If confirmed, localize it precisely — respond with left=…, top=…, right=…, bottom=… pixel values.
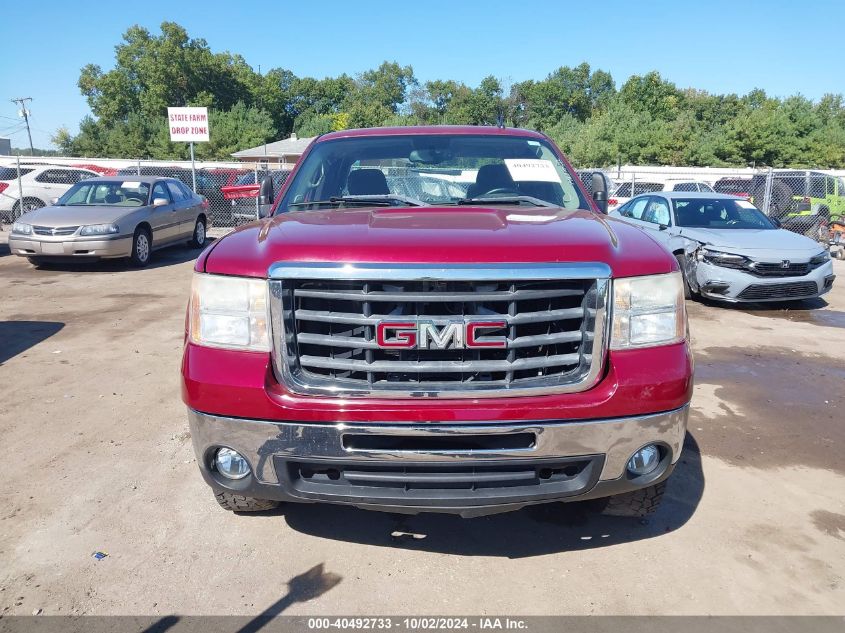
left=673, top=198, right=776, bottom=229
left=277, top=134, right=589, bottom=211
left=58, top=181, right=151, bottom=207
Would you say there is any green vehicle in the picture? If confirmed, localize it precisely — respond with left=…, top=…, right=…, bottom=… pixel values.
left=751, top=170, right=845, bottom=240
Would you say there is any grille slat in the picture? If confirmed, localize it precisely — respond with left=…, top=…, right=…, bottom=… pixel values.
left=294, top=306, right=590, bottom=326
left=299, top=353, right=584, bottom=374
left=271, top=273, right=607, bottom=397
left=293, top=288, right=584, bottom=302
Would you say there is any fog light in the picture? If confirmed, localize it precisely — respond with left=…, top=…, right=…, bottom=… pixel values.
left=627, top=444, right=661, bottom=476
left=214, top=447, right=250, bottom=480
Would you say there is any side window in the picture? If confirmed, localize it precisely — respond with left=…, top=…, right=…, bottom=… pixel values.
left=644, top=198, right=671, bottom=225
left=827, top=177, right=836, bottom=196
left=673, top=182, right=697, bottom=192
left=166, top=182, right=186, bottom=201
left=698, top=182, right=714, bottom=192
left=177, top=182, right=195, bottom=199
left=151, top=182, right=171, bottom=204
left=35, top=169, right=59, bottom=184
left=72, top=171, right=95, bottom=183
left=628, top=197, right=650, bottom=220
left=615, top=183, right=631, bottom=197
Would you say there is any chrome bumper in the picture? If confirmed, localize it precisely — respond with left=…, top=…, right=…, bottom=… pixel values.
left=9, top=235, right=132, bottom=258
left=188, top=406, right=689, bottom=513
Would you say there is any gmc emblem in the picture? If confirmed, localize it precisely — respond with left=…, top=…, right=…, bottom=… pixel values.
left=376, top=320, right=507, bottom=350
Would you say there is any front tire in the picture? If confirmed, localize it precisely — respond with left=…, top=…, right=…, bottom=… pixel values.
left=675, top=254, right=693, bottom=300
left=189, top=217, right=207, bottom=248
left=601, top=481, right=666, bottom=517
left=214, top=492, right=279, bottom=512
left=130, top=227, right=152, bottom=267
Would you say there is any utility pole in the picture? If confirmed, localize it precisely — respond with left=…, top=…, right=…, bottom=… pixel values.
left=11, top=97, right=34, bottom=155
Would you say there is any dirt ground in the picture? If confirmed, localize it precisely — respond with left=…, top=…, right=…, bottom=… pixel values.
left=1, top=229, right=843, bottom=617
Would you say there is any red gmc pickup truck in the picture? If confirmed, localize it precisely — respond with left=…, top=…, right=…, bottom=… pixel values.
left=181, top=126, right=692, bottom=518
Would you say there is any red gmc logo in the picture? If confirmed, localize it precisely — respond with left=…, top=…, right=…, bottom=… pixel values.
left=376, top=320, right=507, bottom=350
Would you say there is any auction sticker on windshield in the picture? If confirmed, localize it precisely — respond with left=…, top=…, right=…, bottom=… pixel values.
left=504, top=159, right=561, bottom=183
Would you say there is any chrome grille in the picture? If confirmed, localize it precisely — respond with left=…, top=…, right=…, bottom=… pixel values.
left=269, top=263, right=609, bottom=398
left=32, top=225, right=79, bottom=236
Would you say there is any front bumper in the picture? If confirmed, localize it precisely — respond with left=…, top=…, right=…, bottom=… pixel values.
left=9, top=235, right=132, bottom=259
left=188, top=405, right=689, bottom=516
left=694, top=260, right=835, bottom=302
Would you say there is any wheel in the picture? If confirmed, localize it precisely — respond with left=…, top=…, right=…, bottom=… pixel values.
left=601, top=481, right=666, bottom=517
left=189, top=217, right=207, bottom=248
left=130, top=227, right=152, bottom=267
left=14, top=197, right=45, bottom=217
left=675, top=254, right=692, bottom=300
left=214, top=492, right=279, bottom=512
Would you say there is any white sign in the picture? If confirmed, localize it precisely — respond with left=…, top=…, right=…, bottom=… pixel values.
left=167, top=107, right=210, bottom=142
left=504, top=158, right=561, bottom=183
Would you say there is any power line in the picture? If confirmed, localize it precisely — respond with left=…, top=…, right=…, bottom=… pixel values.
left=10, top=97, right=34, bottom=154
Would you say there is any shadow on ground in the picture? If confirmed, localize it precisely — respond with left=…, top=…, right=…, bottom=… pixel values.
left=18, top=239, right=215, bottom=274
left=274, top=435, right=704, bottom=559
left=138, top=563, right=342, bottom=632
left=0, top=320, right=64, bottom=364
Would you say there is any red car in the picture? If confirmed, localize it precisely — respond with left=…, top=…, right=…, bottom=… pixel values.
left=181, top=126, right=692, bottom=518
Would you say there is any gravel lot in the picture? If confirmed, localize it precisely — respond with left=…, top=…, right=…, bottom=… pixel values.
left=1, top=230, right=843, bottom=616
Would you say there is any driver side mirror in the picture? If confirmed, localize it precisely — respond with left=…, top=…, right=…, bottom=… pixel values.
left=50, top=197, right=59, bottom=205
left=258, top=175, right=274, bottom=207
left=590, top=171, right=609, bottom=214
left=152, top=197, right=168, bottom=207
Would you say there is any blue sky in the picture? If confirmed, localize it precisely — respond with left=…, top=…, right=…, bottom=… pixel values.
left=1, top=0, right=843, bottom=148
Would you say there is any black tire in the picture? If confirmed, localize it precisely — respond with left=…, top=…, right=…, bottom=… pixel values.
left=14, top=197, right=45, bottom=216
left=675, top=254, right=692, bottom=300
left=189, top=216, right=207, bottom=248
left=601, top=481, right=666, bottom=517
left=214, top=492, right=279, bottom=512
left=130, top=226, right=152, bottom=267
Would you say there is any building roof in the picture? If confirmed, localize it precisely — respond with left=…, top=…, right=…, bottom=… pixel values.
left=231, top=134, right=316, bottom=159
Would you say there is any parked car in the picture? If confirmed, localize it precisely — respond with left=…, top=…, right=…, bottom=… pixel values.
left=610, top=192, right=835, bottom=302
left=8, top=176, right=208, bottom=267
left=0, top=165, right=100, bottom=222
left=182, top=125, right=692, bottom=518
left=609, top=179, right=714, bottom=212
left=713, top=177, right=753, bottom=200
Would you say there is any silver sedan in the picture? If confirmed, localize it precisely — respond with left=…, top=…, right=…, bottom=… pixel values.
left=9, top=176, right=209, bottom=266
left=610, top=192, right=835, bottom=302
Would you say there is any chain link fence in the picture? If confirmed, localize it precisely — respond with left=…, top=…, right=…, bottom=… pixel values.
left=2, top=154, right=843, bottom=250
left=578, top=166, right=845, bottom=249
left=0, top=155, right=291, bottom=234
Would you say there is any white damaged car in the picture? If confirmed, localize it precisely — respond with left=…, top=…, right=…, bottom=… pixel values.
left=610, top=192, right=835, bottom=303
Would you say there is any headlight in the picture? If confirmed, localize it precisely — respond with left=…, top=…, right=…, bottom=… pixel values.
left=810, top=251, right=831, bottom=266
left=11, top=222, right=32, bottom=235
left=189, top=274, right=269, bottom=351
left=697, top=248, right=747, bottom=269
left=79, top=223, right=119, bottom=236
left=611, top=272, right=686, bottom=349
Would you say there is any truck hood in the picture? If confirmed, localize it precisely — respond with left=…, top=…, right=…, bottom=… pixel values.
left=202, top=206, right=676, bottom=278
left=18, top=204, right=134, bottom=227
left=677, top=227, right=825, bottom=256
